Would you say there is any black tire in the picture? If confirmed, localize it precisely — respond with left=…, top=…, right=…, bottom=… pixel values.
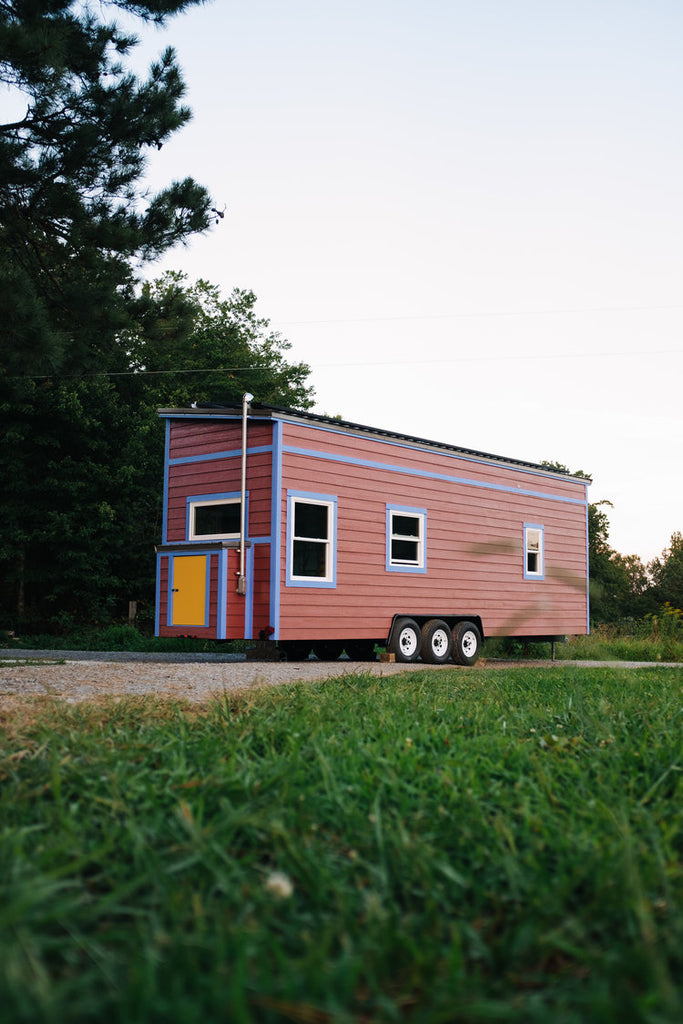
left=452, top=621, right=481, bottom=666
left=313, top=641, right=344, bottom=660
left=388, top=617, right=421, bottom=662
left=420, top=619, right=453, bottom=664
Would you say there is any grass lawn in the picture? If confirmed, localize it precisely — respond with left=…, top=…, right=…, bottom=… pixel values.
left=1, top=666, right=681, bottom=1023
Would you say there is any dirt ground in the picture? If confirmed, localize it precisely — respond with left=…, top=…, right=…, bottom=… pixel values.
left=1, top=652, right=679, bottom=717
left=0, top=653, right=439, bottom=711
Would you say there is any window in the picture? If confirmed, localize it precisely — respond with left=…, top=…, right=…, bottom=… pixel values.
left=524, top=524, right=544, bottom=579
left=387, top=505, right=426, bottom=573
left=188, top=496, right=241, bottom=540
left=287, top=492, right=337, bottom=587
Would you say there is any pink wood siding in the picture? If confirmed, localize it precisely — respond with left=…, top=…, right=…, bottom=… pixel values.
left=251, top=543, right=272, bottom=637
left=168, top=419, right=273, bottom=460
left=166, top=421, right=274, bottom=545
left=162, top=418, right=275, bottom=639
left=157, top=556, right=169, bottom=630
left=277, top=420, right=588, bottom=641
left=157, top=552, right=221, bottom=640
left=225, top=548, right=246, bottom=638
left=159, top=412, right=588, bottom=644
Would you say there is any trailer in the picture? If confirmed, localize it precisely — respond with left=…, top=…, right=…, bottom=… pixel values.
left=155, top=400, right=589, bottom=663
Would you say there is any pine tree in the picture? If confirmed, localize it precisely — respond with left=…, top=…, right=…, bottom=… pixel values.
left=0, top=0, right=212, bottom=376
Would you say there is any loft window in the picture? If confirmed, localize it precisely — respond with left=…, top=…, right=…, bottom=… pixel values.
left=387, top=506, right=426, bottom=572
left=287, top=492, right=337, bottom=587
left=189, top=497, right=241, bottom=540
left=524, top=524, right=545, bottom=579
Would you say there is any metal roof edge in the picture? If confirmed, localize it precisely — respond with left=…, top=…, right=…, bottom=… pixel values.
left=158, top=402, right=592, bottom=484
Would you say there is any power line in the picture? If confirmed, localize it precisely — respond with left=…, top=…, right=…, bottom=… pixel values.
left=6, top=346, right=679, bottom=381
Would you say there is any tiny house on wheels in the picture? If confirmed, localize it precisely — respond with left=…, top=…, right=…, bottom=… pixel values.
left=155, top=400, right=589, bottom=664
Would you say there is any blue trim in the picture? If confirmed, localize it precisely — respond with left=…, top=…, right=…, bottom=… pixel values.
left=217, top=548, right=228, bottom=640
left=282, top=444, right=587, bottom=508
left=160, top=410, right=589, bottom=486
left=154, top=552, right=162, bottom=636
left=186, top=490, right=244, bottom=541
left=162, top=419, right=171, bottom=544
left=270, top=421, right=283, bottom=637
left=168, top=444, right=272, bottom=467
left=386, top=504, right=427, bottom=574
left=286, top=490, right=338, bottom=588
left=523, top=523, right=545, bottom=580
left=280, top=418, right=587, bottom=488
left=245, top=545, right=254, bottom=639
left=167, top=552, right=212, bottom=628
left=162, top=412, right=241, bottom=421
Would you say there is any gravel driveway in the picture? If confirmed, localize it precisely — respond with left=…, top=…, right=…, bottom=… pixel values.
left=0, top=651, right=437, bottom=706
left=1, top=651, right=680, bottom=708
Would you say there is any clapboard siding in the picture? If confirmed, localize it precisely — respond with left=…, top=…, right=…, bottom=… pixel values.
left=277, top=417, right=587, bottom=640
left=166, top=448, right=273, bottom=543
left=157, top=407, right=588, bottom=644
left=282, top=420, right=582, bottom=501
left=169, top=419, right=273, bottom=460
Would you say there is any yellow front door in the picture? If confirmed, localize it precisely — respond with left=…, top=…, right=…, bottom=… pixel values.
left=171, top=555, right=208, bottom=626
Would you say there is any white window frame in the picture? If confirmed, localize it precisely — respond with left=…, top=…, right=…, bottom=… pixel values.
left=188, top=494, right=242, bottom=541
left=524, top=523, right=545, bottom=579
left=286, top=491, right=337, bottom=587
left=386, top=505, right=427, bottom=573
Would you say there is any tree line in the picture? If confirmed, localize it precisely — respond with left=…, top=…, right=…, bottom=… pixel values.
left=1, top=2, right=680, bottom=633
left=0, top=2, right=311, bottom=629
left=588, top=507, right=683, bottom=625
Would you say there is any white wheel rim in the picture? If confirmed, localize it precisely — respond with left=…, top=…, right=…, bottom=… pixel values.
left=399, top=628, right=418, bottom=657
left=461, top=630, right=477, bottom=657
left=432, top=629, right=449, bottom=656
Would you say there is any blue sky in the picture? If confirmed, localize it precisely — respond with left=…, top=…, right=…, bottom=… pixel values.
left=137, top=0, right=682, bottom=562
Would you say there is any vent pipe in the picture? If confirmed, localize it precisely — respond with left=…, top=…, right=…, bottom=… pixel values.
left=237, top=392, right=253, bottom=595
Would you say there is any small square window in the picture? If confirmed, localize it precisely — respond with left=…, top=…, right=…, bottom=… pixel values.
left=387, top=506, right=426, bottom=572
left=188, top=497, right=241, bottom=540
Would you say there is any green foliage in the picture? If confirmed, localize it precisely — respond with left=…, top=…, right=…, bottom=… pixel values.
left=557, top=612, right=683, bottom=662
left=1, top=625, right=244, bottom=655
left=0, top=0, right=220, bottom=628
left=537, top=463, right=660, bottom=624
left=0, top=272, right=315, bottom=630
left=0, top=374, right=161, bottom=627
left=0, top=0, right=212, bottom=376
left=0, top=668, right=681, bottom=1021
left=127, top=272, right=314, bottom=410
left=649, top=533, right=683, bottom=610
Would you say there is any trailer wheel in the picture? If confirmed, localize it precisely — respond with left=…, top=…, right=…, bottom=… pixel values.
left=452, top=621, right=481, bottom=666
left=389, top=618, right=421, bottom=662
left=421, top=619, right=453, bottom=664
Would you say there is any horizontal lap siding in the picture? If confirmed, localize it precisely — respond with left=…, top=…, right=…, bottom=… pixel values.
left=251, top=543, right=272, bottom=637
left=166, top=422, right=274, bottom=544
left=225, top=549, right=246, bottom=638
left=278, top=421, right=587, bottom=640
left=284, top=422, right=583, bottom=502
left=157, top=558, right=169, bottom=630
left=169, top=420, right=273, bottom=460
left=162, top=419, right=275, bottom=640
